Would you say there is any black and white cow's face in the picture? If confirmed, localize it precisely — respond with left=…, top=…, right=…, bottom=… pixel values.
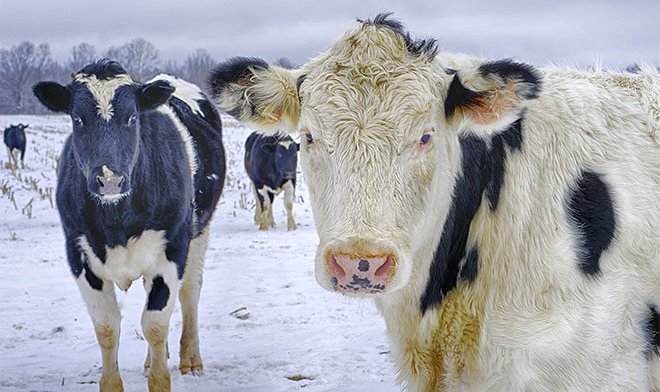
left=33, top=60, right=174, bottom=203
left=211, top=16, right=539, bottom=297
left=270, top=137, right=298, bottom=180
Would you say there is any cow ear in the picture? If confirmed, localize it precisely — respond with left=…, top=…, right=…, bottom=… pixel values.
left=138, top=80, right=175, bottom=111
left=443, top=59, right=540, bottom=136
left=209, top=57, right=301, bottom=134
left=33, top=82, right=71, bottom=113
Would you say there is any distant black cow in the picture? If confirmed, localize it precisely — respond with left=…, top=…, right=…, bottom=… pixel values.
left=244, top=132, right=298, bottom=230
left=33, top=60, right=225, bottom=392
left=3, top=123, right=27, bottom=168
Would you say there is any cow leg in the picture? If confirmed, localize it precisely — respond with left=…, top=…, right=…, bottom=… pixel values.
left=142, top=259, right=180, bottom=392
left=20, top=148, right=25, bottom=169
left=251, top=183, right=262, bottom=224
left=256, top=187, right=272, bottom=230
left=75, top=263, right=124, bottom=392
left=178, top=227, right=209, bottom=375
left=267, top=191, right=276, bottom=228
left=283, top=180, right=297, bottom=231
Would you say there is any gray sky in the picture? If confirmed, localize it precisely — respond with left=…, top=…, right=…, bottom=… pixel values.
left=1, top=0, right=658, bottom=69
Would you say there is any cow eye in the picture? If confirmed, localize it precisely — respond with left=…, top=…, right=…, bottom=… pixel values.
left=72, top=115, right=83, bottom=127
left=127, top=114, right=137, bottom=126
left=420, top=134, right=431, bottom=145
left=305, top=133, right=314, bottom=145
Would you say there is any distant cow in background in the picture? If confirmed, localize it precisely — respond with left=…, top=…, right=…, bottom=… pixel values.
left=4, top=123, right=27, bottom=168
left=244, top=132, right=298, bottom=230
left=33, top=60, right=225, bottom=392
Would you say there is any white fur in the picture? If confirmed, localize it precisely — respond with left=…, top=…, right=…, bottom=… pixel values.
left=74, top=73, right=133, bottom=121
left=215, top=20, right=660, bottom=391
left=154, top=105, right=198, bottom=181
left=78, top=230, right=167, bottom=291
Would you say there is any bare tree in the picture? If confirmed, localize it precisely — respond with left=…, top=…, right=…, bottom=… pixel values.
left=0, top=41, right=54, bottom=113
left=182, top=48, right=216, bottom=92
left=105, top=38, right=160, bottom=81
left=68, top=42, right=97, bottom=73
left=160, top=59, right=183, bottom=77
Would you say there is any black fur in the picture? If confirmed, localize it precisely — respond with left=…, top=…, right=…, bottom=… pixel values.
left=645, top=305, right=660, bottom=357
left=76, top=59, right=128, bottom=80
left=83, top=262, right=103, bottom=291
left=566, top=170, right=616, bottom=276
left=444, top=74, right=480, bottom=119
left=359, top=13, right=438, bottom=60
left=168, top=96, right=226, bottom=236
left=420, top=120, right=525, bottom=313
left=479, top=59, right=541, bottom=100
left=208, top=57, right=269, bottom=118
left=244, top=132, right=298, bottom=214
left=459, top=246, right=479, bottom=282
left=147, top=276, right=170, bottom=311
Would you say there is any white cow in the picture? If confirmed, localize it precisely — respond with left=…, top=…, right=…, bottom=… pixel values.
left=210, top=14, right=660, bottom=392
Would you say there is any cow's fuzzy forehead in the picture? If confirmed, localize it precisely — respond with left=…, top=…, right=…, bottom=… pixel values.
left=73, top=73, right=134, bottom=121
left=299, top=21, right=444, bottom=149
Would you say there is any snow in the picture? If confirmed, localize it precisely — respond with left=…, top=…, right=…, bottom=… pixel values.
left=0, top=115, right=400, bottom=391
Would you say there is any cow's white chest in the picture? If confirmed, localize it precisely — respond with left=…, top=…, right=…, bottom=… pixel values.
left=78, top=230, right=168, bottom=290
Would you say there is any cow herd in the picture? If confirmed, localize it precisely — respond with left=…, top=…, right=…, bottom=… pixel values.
left=20, top=13, right=660, bottom=392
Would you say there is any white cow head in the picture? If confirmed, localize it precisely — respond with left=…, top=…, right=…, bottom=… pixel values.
left=210, top=14, right=540, bottom=302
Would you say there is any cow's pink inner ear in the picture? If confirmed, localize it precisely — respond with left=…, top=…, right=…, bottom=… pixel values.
left=461, top=81, right=520, bottom=126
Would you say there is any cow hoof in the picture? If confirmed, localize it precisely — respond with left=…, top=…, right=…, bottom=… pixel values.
left=180, top=363, right=204, bottom=376
left=288, top=223, right=297, bottom=231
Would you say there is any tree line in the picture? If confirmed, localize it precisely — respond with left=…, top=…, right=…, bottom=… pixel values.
left=0, top=38, right=295, bottom=114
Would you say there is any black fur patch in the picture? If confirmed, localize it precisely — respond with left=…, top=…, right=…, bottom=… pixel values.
left=459, top=246, right=479, bottom=282
left=147, top=276, right=170, bottom=311
left=420, top=120, right=525, bottom=313
left=76, top=59, right=128, bottom=80
left=208, top=57, right=269, bottom=118
left=83, top=263, right=103, bottom=291
left=444, top=74, right=480, bottom=119
left=486, top=119, right=522, bottom=210
left=644, top=305, right=660, bottom=358
left=479, top=59, right=541, bottom=100
left=359, top=13, right=438, bottom=60
left=420, top=136, right=490, bottom=313
left=566, top=170, right=616, bottom=276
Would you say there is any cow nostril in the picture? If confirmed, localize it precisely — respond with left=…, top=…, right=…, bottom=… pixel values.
left=329, top=253, right=346, bottom=277
left=117, top=176, right=125, bottom=188
left=375, top=255, right=393, bottom=277
left=96, top=176, right=104, bottom=188
left=358, top=259, right=370, bottom=272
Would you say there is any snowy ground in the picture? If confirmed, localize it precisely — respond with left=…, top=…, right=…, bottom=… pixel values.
left=0, top=115, right=399, bottom=392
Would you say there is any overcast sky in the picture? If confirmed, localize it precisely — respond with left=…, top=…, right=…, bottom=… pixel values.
left=1, top=0, right=658, bottom=69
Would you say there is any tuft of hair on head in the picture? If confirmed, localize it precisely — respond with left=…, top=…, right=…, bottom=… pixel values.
left=358, top=12, right=438, bottom=61
left=75, top=58, right=129, bottom=80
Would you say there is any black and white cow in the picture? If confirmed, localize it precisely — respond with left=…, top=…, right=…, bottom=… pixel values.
left=4, top=123, right=27, bottom=168
left=33, top=60, right=225, bottom=392
left=210, top=14, right=660, bottom=392
left=243, top=131, right=298, bottom=230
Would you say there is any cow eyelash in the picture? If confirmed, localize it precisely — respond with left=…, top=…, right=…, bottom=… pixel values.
left=73, top=115, right=83, bottom=127
left=127, top=114, right=137, bottom=126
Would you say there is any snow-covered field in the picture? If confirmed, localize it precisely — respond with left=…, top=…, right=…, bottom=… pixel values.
left=0, top=115, right=399, bottom=392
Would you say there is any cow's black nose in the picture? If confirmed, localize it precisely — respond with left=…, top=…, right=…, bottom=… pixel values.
left=96, top=175, right=125, bottom=195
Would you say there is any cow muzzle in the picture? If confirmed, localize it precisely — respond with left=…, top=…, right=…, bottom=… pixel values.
left=89, top=165, right=130, bottom=200
left=321, top=238, right=398, bottom=296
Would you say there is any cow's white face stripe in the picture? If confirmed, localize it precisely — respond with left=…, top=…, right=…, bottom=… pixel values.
left=74, top=73, right=133, bottom=121
left=278, top=140, right=295, bottom=149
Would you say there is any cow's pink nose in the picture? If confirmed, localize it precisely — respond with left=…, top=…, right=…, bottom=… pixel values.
left=327, top=252, right=394, bottom=294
